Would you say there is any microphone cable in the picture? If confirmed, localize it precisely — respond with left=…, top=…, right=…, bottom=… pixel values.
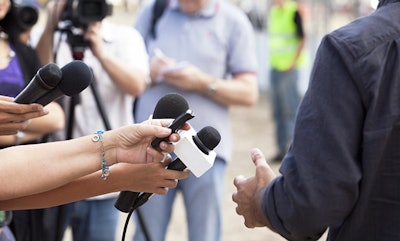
left=121, top=203, right=152, bottom=241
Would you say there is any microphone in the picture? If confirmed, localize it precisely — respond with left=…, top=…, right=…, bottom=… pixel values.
left=34, top=60, right=93, bottom=106
left=114, top=93, right=195, bottom=213
left=171, top=126, right=221, bottom=176
left=14, top=63, right=62, bottom=104
left=130, top=126, right=221, bottom=210
left=150, top=93, right=195, bottom=148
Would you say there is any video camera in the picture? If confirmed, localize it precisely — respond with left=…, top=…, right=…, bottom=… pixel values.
left=61, top=0, right=112, bottom=28
left=58, top=0, right=112, bottom=50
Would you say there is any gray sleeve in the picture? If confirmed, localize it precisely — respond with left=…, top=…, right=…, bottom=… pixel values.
left=227, top=10, right=258, bottom=75
left=262, top=35, right=364, bottom=241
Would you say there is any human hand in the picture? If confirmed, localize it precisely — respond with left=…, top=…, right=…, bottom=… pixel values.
left=232, top=148, right=276, bottom=229
left=84, top=22, right=104, bottom=58
left=162, top=64, right=208, bottom=92
left=105, top=119, right=190, bottom=165
left=149, top=49, right=176, bottom=83
left=0, top=96, right=49, bottom=135
left=114, top=159, right=190, bottom=194
left=45, top=0, right=67, bottom=30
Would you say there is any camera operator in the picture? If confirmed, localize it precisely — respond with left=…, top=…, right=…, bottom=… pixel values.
left=36, top=0, right=150, bottom=240
left=0, top=0, right=66, bottom=240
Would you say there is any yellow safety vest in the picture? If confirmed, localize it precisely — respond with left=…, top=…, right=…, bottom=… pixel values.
left=268, top=1, right=303, bottom=70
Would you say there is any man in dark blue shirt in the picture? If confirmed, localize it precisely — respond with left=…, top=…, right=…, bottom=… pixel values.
left=233, top=0, right=400, bottom=240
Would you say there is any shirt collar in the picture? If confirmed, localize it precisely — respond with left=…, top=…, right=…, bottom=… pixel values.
left=169, top=0, right=219, bottom=17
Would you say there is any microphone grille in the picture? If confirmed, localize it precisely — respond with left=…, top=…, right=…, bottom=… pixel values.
left=38, top=63, right=62, bottom=89
left=197, top=126, right=221, bottom=151
left=153, top=93, right=189, bottom=118
left=59, top=60, right=93, bottom=96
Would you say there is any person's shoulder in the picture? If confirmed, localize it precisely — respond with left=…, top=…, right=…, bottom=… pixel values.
left=219, top=0, right=247, bottom=17
left=102, top=21, right=144, bottom=42
left=136, top=0, right=156, bottom=16
left=103, top=21, right=137, bottom=35
left=218, top=1, right=252, bottom=26
left=327, top=7, right=400, bottom=58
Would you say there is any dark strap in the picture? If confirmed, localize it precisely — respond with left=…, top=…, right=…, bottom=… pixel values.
left=150, top=0, right=168, bottom=39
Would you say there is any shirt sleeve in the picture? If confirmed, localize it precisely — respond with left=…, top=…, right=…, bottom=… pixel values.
left=262, top=35, right=364, bottom=241
left=294, top=10, right=305, bottom=39
left=227, top=10, right=258, bottom=75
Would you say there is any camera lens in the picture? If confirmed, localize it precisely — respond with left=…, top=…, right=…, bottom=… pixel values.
left=16, top=5, right=38, bottom=30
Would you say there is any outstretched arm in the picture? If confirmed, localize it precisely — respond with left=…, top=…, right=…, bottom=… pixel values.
left=0, top=160, right=189, bottom=210
left=0, top=119, right=184, bottom=201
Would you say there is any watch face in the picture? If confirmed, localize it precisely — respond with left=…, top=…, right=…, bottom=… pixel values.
left=0, top=211, right=12, bottom=227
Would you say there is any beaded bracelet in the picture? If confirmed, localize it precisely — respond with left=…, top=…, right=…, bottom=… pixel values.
left=92, top=130, right=110, bottom=180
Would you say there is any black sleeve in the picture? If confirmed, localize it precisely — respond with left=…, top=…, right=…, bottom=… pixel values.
left=294, top=10, right=305, bottom=39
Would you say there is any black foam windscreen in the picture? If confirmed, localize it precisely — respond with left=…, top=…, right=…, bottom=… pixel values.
left=59, top=60, right=93, bottom=95
left=197, top=126, right=221, bottom=151
left=34, top=60, right=93, bottom=106
left=152, top=93, right=189, bottom=119
left=13, top=63, right=62, bottom=104
left=38, top=63, right=63, bottom=88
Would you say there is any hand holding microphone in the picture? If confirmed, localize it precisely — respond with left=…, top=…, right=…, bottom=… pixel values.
left=115, top=93, right=194, bottom=213
left=130, top=125, right=221, bottom=210
left=150, top=93, right=195, bottom=148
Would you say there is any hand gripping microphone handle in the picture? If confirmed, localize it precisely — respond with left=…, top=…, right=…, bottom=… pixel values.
left=114, top=93, right=194, bottom=213
left=150, top=109, right=194, bottom=148
left=128, top=157, right=188, bottom=211
left=114, top=113, right=193, bottom=213
left=129, top=126, right=221, bottom=211
left=115, top=109, right=194, bottom=212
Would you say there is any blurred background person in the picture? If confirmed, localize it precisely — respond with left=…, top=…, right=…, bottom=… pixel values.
left=267, top=0, right=305, bottom=162
left=132, top=0, right=259, bottom=241
left=35, top=0, right=150, bottom=240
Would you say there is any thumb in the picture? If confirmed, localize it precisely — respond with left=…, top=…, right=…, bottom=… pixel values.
left=251, top=148, right=267, bottom=167
left=250, top=148, right=276, bottom=186
left=233, top=175, right=246, bottom=188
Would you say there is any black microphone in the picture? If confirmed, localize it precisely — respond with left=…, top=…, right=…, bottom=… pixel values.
left=14, top=63, right=62, bottom=104
left=150, top=93, right=195, bottom=148
left=130, top=126, right=221, bottom=210
left=34, top=60, right=93, bottom=106
left=114, top=93, right=195, bottom=213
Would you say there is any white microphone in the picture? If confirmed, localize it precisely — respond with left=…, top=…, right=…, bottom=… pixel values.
left=172, top=126, right=219, bottom=177
left=130, top=126, right=221, bottom=210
